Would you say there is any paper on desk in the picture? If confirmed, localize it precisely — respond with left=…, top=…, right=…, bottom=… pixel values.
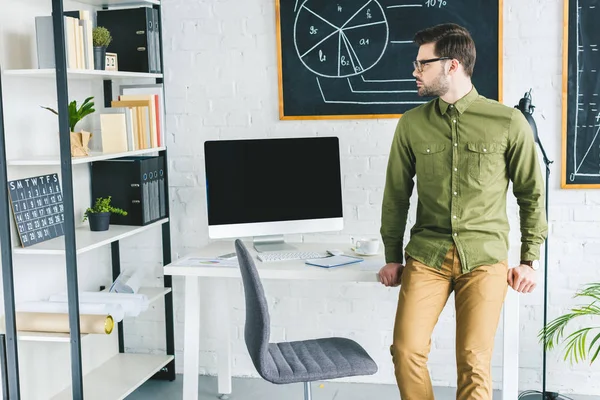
left=171, top=257, right=239, bottom=267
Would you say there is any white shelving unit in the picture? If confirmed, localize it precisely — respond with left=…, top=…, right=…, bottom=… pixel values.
left=0, top=0, right=175, bottom=397
left=2, top=69, right=163, bottom=80
left=15, top=287, right=172, bottom=343
left=50, top=353, right=174, bottom=400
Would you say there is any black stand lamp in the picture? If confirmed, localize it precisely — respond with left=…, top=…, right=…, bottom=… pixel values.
left=514, top=90, right=564, bottom=400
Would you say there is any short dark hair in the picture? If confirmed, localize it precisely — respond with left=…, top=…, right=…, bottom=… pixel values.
left=413, top=23, right=476, bottom=77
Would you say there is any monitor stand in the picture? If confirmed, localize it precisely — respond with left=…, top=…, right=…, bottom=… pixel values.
left=253, top=235, right=297, bottom=253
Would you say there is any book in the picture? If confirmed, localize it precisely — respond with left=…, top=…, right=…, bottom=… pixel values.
left=305, top=255, right=364, bottom=268
left=119, top=84, right=164, bottom=147
left=100, top=113, right=128, bottom=153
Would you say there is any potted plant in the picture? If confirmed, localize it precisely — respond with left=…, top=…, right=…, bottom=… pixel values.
left=41, top=96, right=95, bottom=157
left=83, top=196, right=127, bottom=231
left=539, top=282, right=600, bottom=364
left=92, top=26, right=112, bottom=70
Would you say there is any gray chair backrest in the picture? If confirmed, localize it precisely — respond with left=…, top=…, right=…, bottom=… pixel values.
left=234, top=239, right=271, bottom=374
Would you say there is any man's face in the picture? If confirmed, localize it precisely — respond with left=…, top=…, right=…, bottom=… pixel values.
left=412, top=43, right=450, bottom=97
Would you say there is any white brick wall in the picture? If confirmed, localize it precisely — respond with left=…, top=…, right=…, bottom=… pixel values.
left=150, top=0, right=600, bottom=395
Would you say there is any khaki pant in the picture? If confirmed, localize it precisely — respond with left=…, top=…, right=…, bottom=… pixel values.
left=390, top=245, right=508, bottom=400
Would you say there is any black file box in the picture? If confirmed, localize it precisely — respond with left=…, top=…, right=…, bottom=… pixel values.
left=90, top=156, right=166, bottom=226
left=96, top=7, right=161, bottom=73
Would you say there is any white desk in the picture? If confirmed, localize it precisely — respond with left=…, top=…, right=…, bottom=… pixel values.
left=164, top=240, right=519, bottom=399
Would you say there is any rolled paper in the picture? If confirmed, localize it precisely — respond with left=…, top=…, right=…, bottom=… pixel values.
left=15, top=301, right=124, bottom=323
left=11, top=312, right=113, bottom=334
left=48, top=292, right=149, bottom=317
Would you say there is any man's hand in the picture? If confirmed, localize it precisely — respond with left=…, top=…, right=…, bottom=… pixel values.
left=378, top=262, right=404, bottom=287
left=507, top=265, right=537, bottom=293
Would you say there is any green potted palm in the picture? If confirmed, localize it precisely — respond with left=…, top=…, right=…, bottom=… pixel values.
left=41, top=96, right=95, bottom=157
left=83, top=196, right=127, bottom=231
left=539, top=282, right=600, bottom=364
left=92, top=26, right=112, bottom=70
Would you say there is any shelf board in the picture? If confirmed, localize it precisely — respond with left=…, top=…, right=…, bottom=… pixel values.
left=17, top=331, right=88, bottom=343
left=3, top=69, right=162, bottom=80
left=51, top=353, right=173, bottom=400
left=15, top=287, right=172, bottom=343
left=72, top=0, right=159, bottom=6
left=13, top=218, right=169, bottom=256
left=139, top=286, right=172, bottom=304
left=8, top=147, right=166, bottom=166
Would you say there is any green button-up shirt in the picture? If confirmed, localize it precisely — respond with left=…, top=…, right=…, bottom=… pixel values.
left=380, top=87, right=548, bottom=273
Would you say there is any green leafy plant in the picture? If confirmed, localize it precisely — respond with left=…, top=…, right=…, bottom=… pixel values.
left=92, top=26, right=112, bottom=47
left=539, top=282, right=600, bottom=365
left=41, top=96, right=95, bottom=132
left=83, top=196, right=127, bottom=222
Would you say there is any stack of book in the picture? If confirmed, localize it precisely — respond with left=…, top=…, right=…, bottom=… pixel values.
left=100, top=84, right=164, bottom=154
left=35, top=10, right=94, bottom=70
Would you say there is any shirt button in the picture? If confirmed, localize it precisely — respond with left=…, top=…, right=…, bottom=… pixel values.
left=453, top=191, right=457, bottom=196
left=454, top=143, right=458, bottom=147
left=453, top=216, right=457, bottom=219
left=483, top=148, right=487, bottom=152
left=453, top=233, right=458, bottom=237
left=449, top=105, right=454, bottom=108
left=453, top=119, right=456, bottom=123
left=426, top=149, right=430, bottom=153
left=454, top=168, right=458, bottom=171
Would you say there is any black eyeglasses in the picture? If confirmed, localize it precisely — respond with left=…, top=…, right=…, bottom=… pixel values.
left=413, top=57, right=452, bottom=73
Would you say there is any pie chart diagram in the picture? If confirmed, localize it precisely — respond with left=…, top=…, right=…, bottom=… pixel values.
left=294, top=0, right=389, bottom=78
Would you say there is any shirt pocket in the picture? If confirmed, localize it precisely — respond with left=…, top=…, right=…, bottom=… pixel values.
left=415, top=143, right=446, bottom=180
left=467, top=142, right=506, bottom=183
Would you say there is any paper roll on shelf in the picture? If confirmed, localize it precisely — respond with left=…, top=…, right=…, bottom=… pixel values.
left=110, top=268, right=146, bottom=294
left=1, top=313, right=114, bottom=334
left=48, top=292, right=149, bottom=317
left=16, top=301, right=124, bottom=323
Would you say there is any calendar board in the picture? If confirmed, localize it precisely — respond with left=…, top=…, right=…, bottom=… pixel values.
left=7, top=174, right=65, bottom=247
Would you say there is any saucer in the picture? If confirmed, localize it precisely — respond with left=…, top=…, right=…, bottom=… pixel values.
left=351, top=248, right=379, bottom=256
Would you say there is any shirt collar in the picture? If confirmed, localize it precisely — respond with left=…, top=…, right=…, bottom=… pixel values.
left=438, top=86, right=479, bottom=115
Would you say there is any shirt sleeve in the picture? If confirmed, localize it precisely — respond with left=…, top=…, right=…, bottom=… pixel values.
left=380, top=116, right=416, bottom=264
left=506, top=109, right=548, bottom=261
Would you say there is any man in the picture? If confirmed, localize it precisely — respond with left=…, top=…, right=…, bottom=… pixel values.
left=378, top=23, right=548, bottom=400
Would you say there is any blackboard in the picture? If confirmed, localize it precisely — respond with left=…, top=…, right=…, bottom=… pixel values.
left=562, top=0, right=600, bottom=188
left=7, top=174, right=65, bottom=247
left=276, top=0, right=501, bottom=119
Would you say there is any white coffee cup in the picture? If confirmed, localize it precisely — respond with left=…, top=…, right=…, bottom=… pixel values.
left=353, top=238, right=380, bottom=255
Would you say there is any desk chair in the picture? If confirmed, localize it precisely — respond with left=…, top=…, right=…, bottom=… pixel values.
left=234, top=239, right=378, bottom=400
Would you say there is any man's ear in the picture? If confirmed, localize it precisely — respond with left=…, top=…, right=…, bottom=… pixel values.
left=447, top=59, right=460, bottom=75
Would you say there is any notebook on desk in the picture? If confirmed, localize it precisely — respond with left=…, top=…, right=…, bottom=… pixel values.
left=305, top=255, right=364, bottom=268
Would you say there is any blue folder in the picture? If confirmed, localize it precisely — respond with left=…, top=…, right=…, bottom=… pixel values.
left=305, top=255, right=364, bottom=268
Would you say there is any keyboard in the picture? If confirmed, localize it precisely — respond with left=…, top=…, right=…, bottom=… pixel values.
left=257, top=251, right=327, bottom=263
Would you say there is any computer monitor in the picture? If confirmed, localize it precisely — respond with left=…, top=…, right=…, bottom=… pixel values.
left=204, top=137, right=343, bottom=252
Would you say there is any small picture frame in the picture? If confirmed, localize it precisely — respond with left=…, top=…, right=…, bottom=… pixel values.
left=105, top=52, right=118, bottom=71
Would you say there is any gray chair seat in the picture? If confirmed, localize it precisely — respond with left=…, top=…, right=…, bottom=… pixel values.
left=234, top=239, right=378, bottom=399
left=265, top=337, right=378, bottom=384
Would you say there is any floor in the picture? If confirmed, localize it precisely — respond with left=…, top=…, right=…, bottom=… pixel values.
left=127, top=375, right=597, bottom=399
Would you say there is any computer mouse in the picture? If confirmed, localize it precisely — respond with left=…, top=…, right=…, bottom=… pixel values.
left=327, top=249, right=344, bottom=256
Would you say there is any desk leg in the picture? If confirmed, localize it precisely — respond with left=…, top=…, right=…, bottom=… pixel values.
left=502, top=289, right=519, bottom=400
left=215, top=279, right=232, bottom=399
left=183, top=276, right=200, bottom=400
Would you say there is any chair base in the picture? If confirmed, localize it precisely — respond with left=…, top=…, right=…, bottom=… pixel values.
left=304, top=382, right=312, bottom=400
